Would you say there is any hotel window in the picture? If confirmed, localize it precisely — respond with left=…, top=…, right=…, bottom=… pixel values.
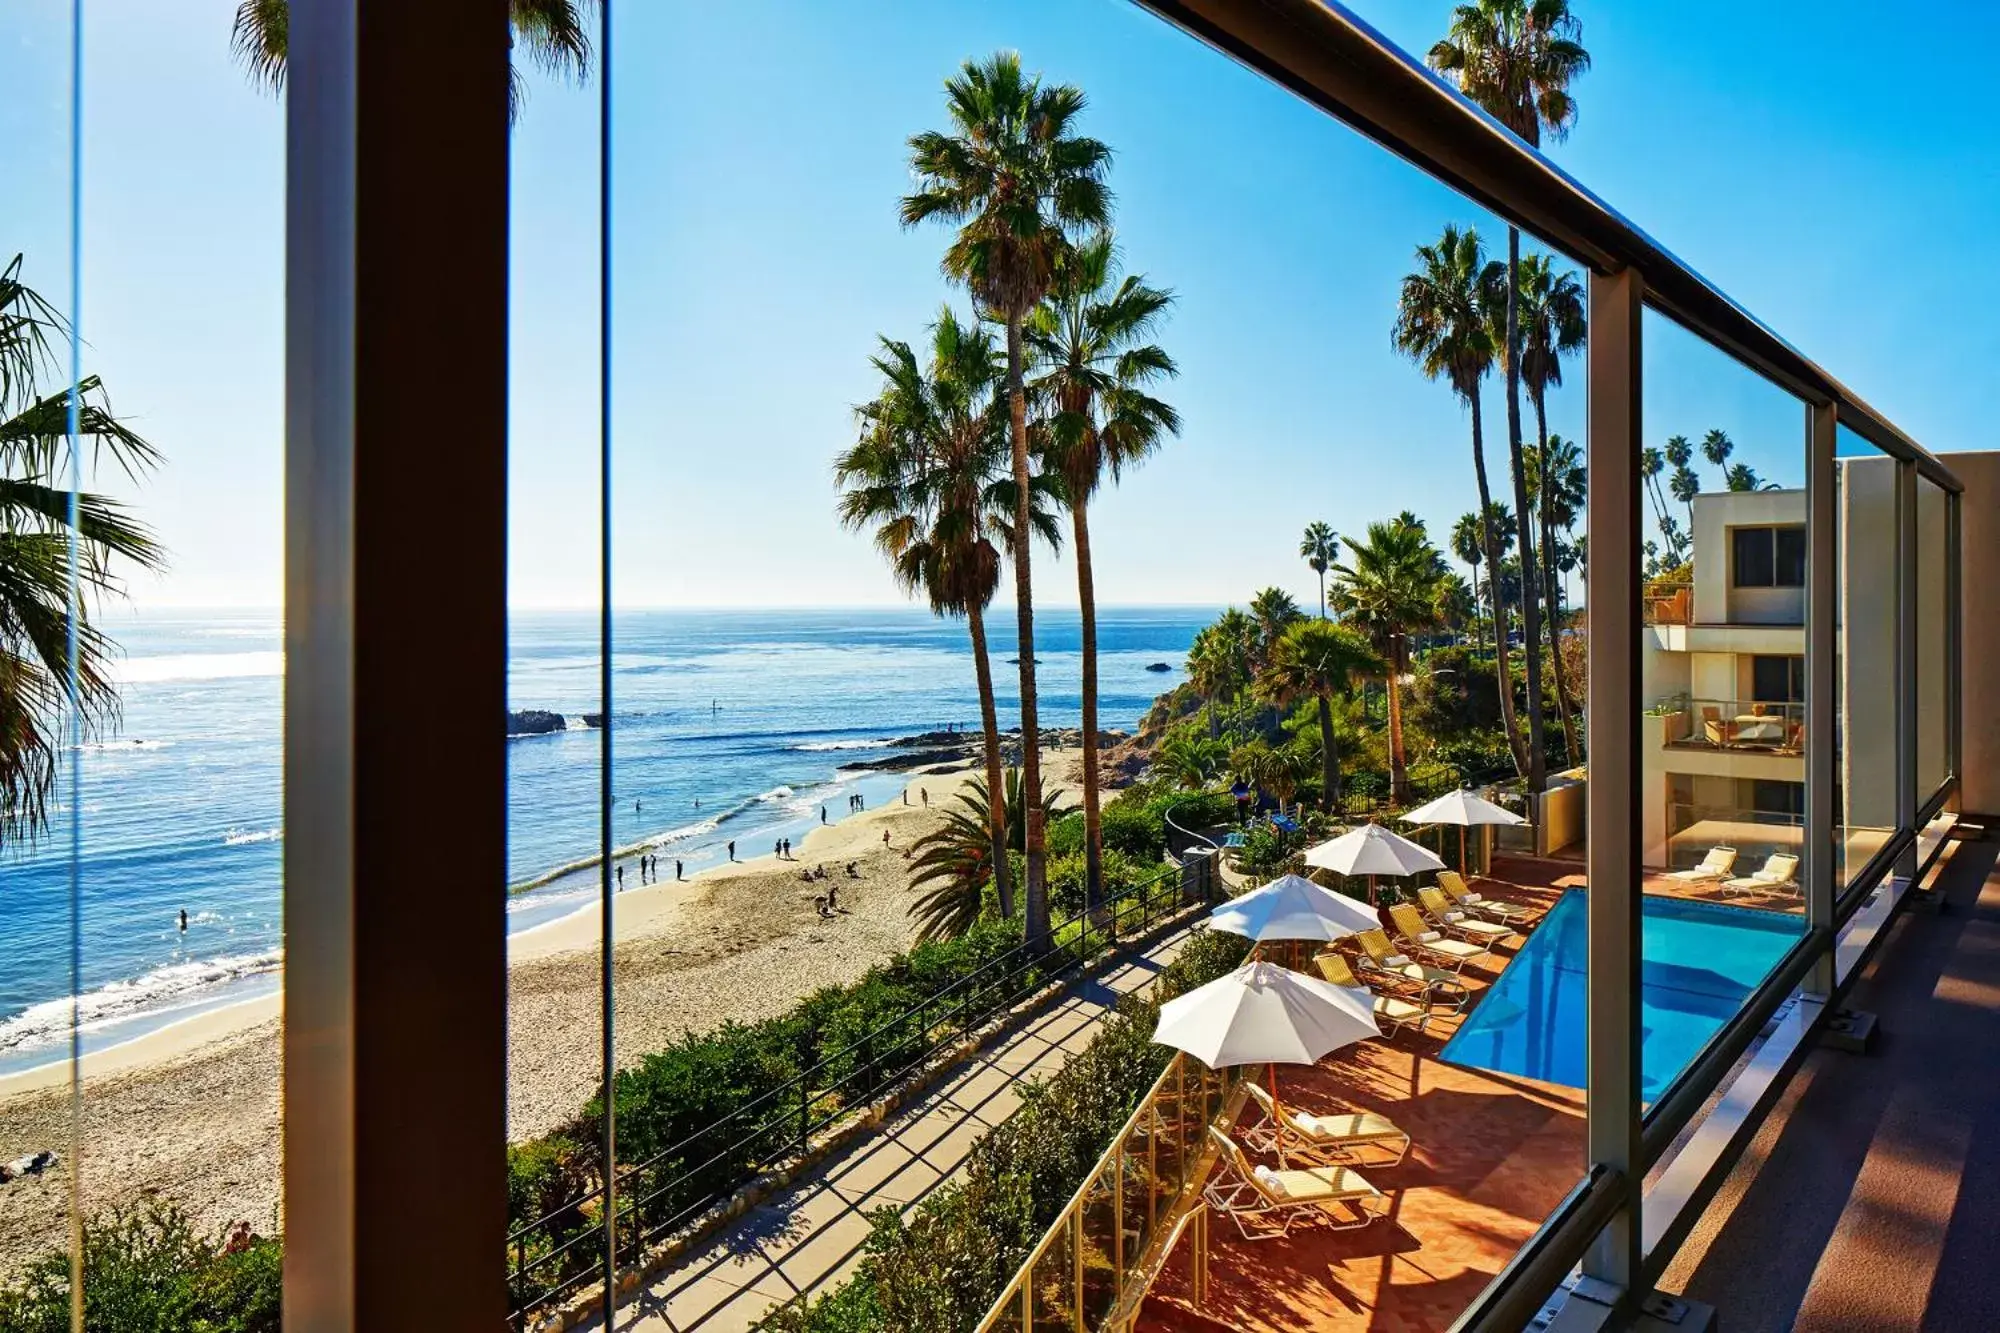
left=1751, top=654, right=1805, bottom=704
left=1732, top=524, right=1806, bottom=587
left=1749, top=778, right=1805, bottom=818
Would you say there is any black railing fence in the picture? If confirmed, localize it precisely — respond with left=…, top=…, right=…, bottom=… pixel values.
left=506, top=850, right=1223, bottom=1327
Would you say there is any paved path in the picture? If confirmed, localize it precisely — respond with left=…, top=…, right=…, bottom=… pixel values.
left=599, top=928, right=1195, bottom=1332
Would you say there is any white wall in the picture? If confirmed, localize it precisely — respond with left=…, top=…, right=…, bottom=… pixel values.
left=1692, top=489, right=1807, bottom=626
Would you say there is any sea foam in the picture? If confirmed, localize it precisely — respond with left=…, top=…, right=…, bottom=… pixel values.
left=0, top=950, right=283, bottom=1054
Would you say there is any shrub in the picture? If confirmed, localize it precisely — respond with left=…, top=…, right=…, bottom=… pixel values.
left=0, top=1201, right=281, bottom=1333
left=762, top=929, right=1250, bottom=1333
left=1098, top=799, right=1165, bottom=861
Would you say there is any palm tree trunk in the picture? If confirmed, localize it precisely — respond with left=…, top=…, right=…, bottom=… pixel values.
left=1072, top=497, right=1103, bottom=915
left=1470, top=390, right=1527, bottom=776
left=1506, top=226, right=1547, bottom=793
left=1317, top=692, right=1340, bottom=813
left=1318, top=570, right=1327, bottom=619
left=966, top=599, right=1013, bottom=919
left=1533, top=392, right=1579, bottom=765
left=1005, top=317, right=1047, bottom=945
left=1386, top=643, right=1409, bottom=805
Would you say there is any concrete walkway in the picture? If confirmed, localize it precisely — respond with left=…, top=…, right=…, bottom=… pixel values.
left=601, top=929, right=1195, bottom=1332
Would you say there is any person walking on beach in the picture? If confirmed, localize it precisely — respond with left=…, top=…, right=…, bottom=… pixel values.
left=820, top=805, right=827, bottom=824
left=727, top=840, right=736, bottom=861
left=920, top=786, right=928, bottom=809
left=675, top=859, right=683, bottom=881
left=882, top=829, right=891, bottom=850
left=617, top=864, right=625, bottom=891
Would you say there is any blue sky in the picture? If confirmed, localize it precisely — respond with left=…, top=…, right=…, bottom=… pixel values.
left=5, top=0, right=1993, bottom=613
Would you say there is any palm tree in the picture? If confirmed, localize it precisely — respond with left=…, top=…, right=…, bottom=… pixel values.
left=230, top=0, right=593, bottom=122
left=903, top=52, right=1113, bottom=945
left=1449, top=512, right=1486, bottom=652
left=1185, top=623, right=1245, bottom=739
left=1701, top=427, right=1734, bottom=478
left=1247, top=586, right=1304, bottom=666
left=1725, top=462, right=1772, bottom=492
left=1257, top=619, right=1381, bottom=814
left=0, top=256, right=167, bottom=847
left=835, top=308, right=1044, bottom=919
left=1664, top=433, right=1697, bottom=529
left=1526, top=433, right=1584, bottom=762
left=908, top=768, right=1073, bottom=943
left=1156, top=732, right=1227, bottom=791
left=1027, top=230, right=1177, bottom=915
left=1300, top=522, right=1338, bottom=617
left=1331, top=518, right=1446, bottom=805
left=1430, top=0, right=1589, bottom=797
left=1393, top=224, right=1526, bottom=776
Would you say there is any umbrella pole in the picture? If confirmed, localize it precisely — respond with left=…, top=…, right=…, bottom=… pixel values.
left=1461, top=826, right=1467, bottom=877
left=1270, top=1061, right=1285, bottom=1168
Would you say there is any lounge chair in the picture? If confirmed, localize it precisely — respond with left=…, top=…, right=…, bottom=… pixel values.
left=1438, top=870, right=1537, bottom=929
left=1388, top=903, right=1491, bottom=972
left=1352, top=928, right=1469, bottom=1009
left=1722, top=852, right=1800, bottom=897
left=1242, top=1082, right=1411, bottom=1168
left=1202, top=1125, right=1390, bottom=1240
left=1667, top=846, right=1737, bottom=884
left=1312, top=953, right=1434, bottom=1038
left=1418, top=886, right=1515, bottom=947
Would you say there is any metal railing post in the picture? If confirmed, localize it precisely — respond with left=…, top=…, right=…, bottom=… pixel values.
left=1806, top=400, right=1838, bottom=995
left=1583, top=264, right=1644, bottom=1296
left=1896, top=459, right=1918, bottom=882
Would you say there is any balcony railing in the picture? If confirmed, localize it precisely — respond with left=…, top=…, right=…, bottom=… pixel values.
left=1644, top=578, right=1694, bottom=626
left=974, top=1051, right=1245, bottom=1333
left=1661, top=698, right=1804, bottom=753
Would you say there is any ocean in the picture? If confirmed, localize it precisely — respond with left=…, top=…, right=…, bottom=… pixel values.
left=0, top=605, right=1205, bottom=1075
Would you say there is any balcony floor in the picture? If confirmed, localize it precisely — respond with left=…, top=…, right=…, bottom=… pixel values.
left=1662, top=834, right=2000, bottom=1331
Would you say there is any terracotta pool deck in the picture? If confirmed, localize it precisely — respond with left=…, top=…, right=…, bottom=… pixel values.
left=1138, top=859, right=1805, bottom=1332
left=1139, top=874, right=1583, bottom=1333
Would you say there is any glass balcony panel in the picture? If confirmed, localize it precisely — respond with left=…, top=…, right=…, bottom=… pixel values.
left=1835, top=426, right=1901, bottom=889
left=1916, top=476, right=1949, bottom=802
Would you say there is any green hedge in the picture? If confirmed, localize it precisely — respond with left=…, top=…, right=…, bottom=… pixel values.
left=0, top=1202, right=281, bottom=1333
left=760, top=928, right=1251, bottom=1333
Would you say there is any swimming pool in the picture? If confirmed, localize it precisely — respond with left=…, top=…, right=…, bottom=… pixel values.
left=1439, top=890, right=1803, bottom=1100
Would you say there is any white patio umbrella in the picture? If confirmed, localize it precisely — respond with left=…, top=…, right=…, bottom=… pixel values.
left=1401, top=789, right=1526, bottom=875
left=1154, top=961, right=1381, bottom=1164
left=1303, top=823, right=1446, bottom=905
left=1208, top=873, right=1381, bottom=944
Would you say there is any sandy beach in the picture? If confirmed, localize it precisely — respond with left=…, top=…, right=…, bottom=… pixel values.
left=0, top=752, right=1084, bottom=1275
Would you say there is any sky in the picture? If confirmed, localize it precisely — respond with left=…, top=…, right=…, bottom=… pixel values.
left=5, top=0, right=1996, bottom=616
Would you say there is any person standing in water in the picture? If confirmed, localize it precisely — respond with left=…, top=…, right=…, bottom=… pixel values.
left=616, top=864, right=625, bottom=891
left=179, top=908, right=188, bottom=933
left=820, top=805, right=827, bottom=824
left=675, top=859, right=684, bottom=881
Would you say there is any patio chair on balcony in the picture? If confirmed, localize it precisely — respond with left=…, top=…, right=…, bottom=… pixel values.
left=1418, top=886, right=1516, bottom=947
left=1203, top=1125, right=1390, bottom=1240
left=1242, top=1081, right=1412, bottom=1168
left=1701, top=706, right=1731, bottom=746
left=1722, top=852, right=1800, bottom=897
left=1438, top=870, right=1538, bottom=929
left=1667, top=846, right=1737, bottom=885
left=1352, top=928, right=1470, bottom=1009
left=1311, top=953, right=1434, bottom=1038
left=1387, top=903, right=1492, bottom=973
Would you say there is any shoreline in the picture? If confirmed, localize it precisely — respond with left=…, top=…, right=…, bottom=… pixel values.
left=0, top=750, right=1087, bottom=1273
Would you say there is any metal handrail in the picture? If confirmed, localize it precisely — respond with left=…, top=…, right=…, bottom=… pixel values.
left=1446, top=1166, right=1624, bottom=1333
left=506, top=858, right=1219, bottom=1325
left=973, top=1050, right=1247, bottom=1333
left=1130, top=0, right=1960, bottom=494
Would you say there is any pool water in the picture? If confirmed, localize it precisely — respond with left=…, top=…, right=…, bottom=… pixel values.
left=1439, top=891, right=1803, bottom=1100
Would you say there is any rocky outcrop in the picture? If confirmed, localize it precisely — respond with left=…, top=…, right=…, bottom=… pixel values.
left=508, top=709, right=568, bottom=737
left=840, top=727, right=1129, bottom=773
left=1145, top=661, right=1173, bottom=672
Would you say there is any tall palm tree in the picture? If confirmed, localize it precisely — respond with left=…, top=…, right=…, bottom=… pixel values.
left=1247, top=586, right=1304, bottom=666
left=1257, top=618, right=1381, bottom=815
left=1430, top=0, right=1589, bottom=796
left=1701, top=428, right=1734, bottom=479
left=230, top=0, right=593, bottom=121
left=1331, top=518, right=1446, bottom=805
left=1300, top=522, right=1338, bottom=618
left=1393, top=224, right=1526, bottom=776
left=903, top=52, right=1112, bottom=945
left=835, top=309, right=1040, bottom=919
left=0, top=256, right=167, bottom=847
left=1027, top=230, right=1177, bottom=915
left=1526, top=433, right=1584, bottom=762
left=1664, top=433, right=1697, bottom=530
left=1516, top=251, right=1585, bottom=764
